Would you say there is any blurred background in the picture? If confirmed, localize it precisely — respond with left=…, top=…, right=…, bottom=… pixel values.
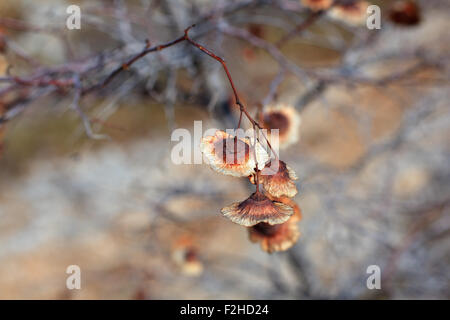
left=0, top=0, right=449, bottom=299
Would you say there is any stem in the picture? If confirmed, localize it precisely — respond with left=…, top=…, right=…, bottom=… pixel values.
left=183, top=25, right=277, bottom=157
left=275, top=11, right=324, bottom=48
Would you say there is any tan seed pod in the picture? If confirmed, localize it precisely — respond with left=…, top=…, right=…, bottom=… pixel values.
left=221, top=191, right=294, bottom=227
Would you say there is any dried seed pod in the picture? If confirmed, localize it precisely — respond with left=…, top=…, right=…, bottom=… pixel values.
left=328, top=1, right=370, bottom=26
left=0, top=54, right=8, bottom=76
left=250, top=160, right=298, bottom=198
left=247, top=24, right=265, bottom=38
left=171, top=235, right=204, bottom=276
left=0, top=103, right=5, bottom=158
left=261, top=104, right=301, bottom=150
left=221, top=191, right=294, bottom=227
left=0, top=27, right=6, bottom=53
left=268, top=195, right=303, bottom=223
left=301, top=0, right=334, bottom=12
left=389, top=1, right=421, bottom=26
left=248, top=199, right=302, bottom=253
left=200, top=130, right=269, bottom=177
left=248, top=221, right=300, bottom=253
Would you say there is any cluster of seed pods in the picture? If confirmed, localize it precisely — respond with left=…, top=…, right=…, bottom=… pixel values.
left=200, top=104, right=302, bottom=253
left=301, top=0, right=421, bottom=27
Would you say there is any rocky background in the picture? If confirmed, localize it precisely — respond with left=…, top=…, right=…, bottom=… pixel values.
left=0, top=0, right=448, bottom=299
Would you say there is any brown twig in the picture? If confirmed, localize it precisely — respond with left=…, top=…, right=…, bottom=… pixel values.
left=275, top=11, right=324, bottom=48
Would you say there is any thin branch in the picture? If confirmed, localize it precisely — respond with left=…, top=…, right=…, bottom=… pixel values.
left=71, top=75, right=109, bottom=140
left=275, top=10, right=324, bottom=48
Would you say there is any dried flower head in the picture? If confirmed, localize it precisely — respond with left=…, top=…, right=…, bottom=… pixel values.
left=247, top=24, right=265, bottom=39
left=270, top=195, right=303, bottom=222
left=328, top=1, right=370, bottom=26
left=301, top=0, right=334, bottom=12
left=248, top=199, right=302, bottom=253
left=0, top=103, right=5, bottom=158
left=261, top=104, right=301, bottom=150
left=0, top=54, right=8, bottom=76
left=0, top=28, right=6, bottom=53
left=389, top=1, right=421, bottom=26
left=221, top=191, right=294, bottom=227
left=171, top=235, right=204, bottom=276
left=200, top=130, right=269, bottom=177
left=250, top=160, right=298, bottom=198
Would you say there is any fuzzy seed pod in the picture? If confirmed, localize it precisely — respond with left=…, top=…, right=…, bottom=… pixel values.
left=200, top=130, right=269, bottom=177
left=221, top=191, right=294, bottom=227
